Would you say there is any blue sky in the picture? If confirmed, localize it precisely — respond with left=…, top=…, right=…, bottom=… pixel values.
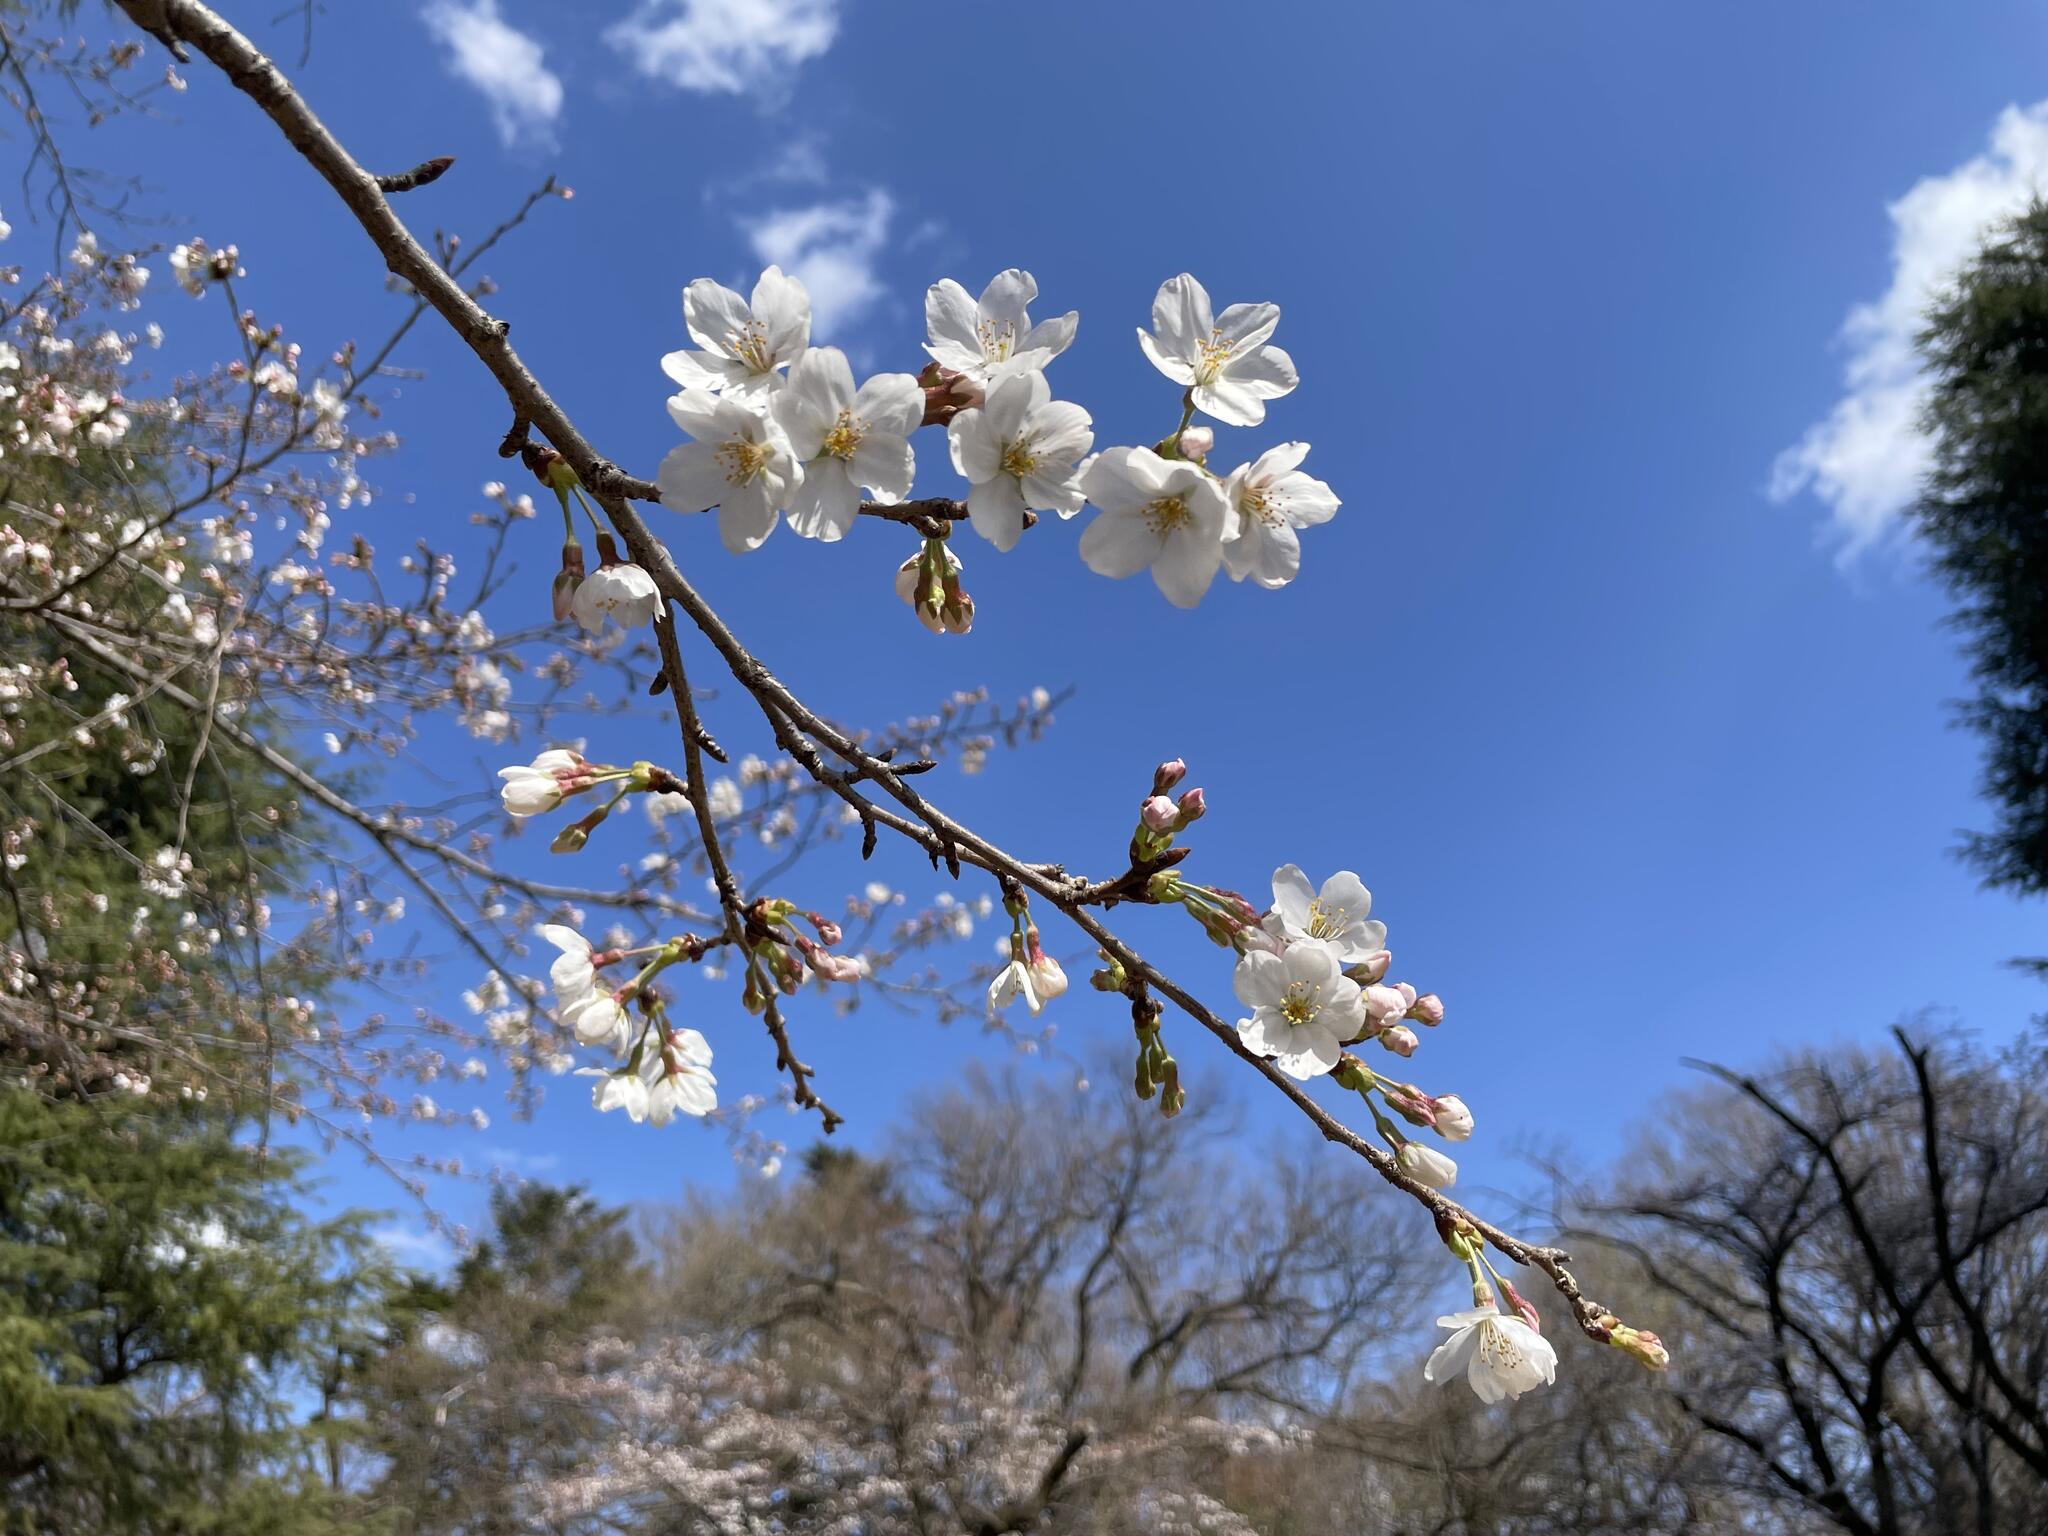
left=63, top=0, right=2048, bottom=1256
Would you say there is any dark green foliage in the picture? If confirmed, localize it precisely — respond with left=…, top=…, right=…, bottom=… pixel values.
left=1917, top=201, right=2048, bottom=895
left=0, top=1088, right=411, bottom=1535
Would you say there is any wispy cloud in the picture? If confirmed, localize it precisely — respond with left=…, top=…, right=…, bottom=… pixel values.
left=421, top=0, right=565, bottom=150
left=369, top=1220, right=456, bottom=1269
left=743, top=188, right=895, bottom=339
left=605, top=0, right=840, bottom=100
left=1772, top=102, right=2048, bottom=560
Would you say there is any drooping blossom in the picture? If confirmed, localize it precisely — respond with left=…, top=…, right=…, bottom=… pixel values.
left=539, top=924, right=597, bottom=1000
left=661, top=266, right=810, bottom=397
left=1424, top=1306, right=1559, bottom=1403
left=657, top=390, right=803, bottom=552
left=772, top=346, right=921, bottom=541
left=924, top=269, right=1078, bottom=383
left=1221, top=443, right=1339, bottom=589
left=640, top=1027, right=717, bottom=1124
left=564, top=988, right=630, bottom=1050
left=1137, top=273, right=1299, bottom=427
left=1077, top=446, right=1233, bottom=609
left=946, top=370, right=1092, bottom=552
left=988, top=957, right=1045, bottom=1015
left=1264, top=864, right=1386, bottom=965
left=1232, top=937, right=1364, bottom=1080
left=571, top=558, right=661, bottom=632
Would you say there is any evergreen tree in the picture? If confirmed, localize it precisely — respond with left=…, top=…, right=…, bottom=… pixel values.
left=0, top=1089, right=413, bottom=1534
left=1917, top=201, right=2048, bottom=895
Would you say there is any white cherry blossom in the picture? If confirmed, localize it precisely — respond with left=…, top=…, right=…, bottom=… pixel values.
left=565, top=989, right=630, bottom=1050
left=1077, top=446, right=1233, bottom=609
left=925, top=269, right=1078, bottom=383
left=1232, top=937, right=1364, bottom=1079
left=988, top=958, right=1045, bottom=1015
left=1222, top=443, right=1340, bottom=589
left=640, top=1027, right=717, bottom=1124
left=947, top=370, right=1092, bottom=551
left=497, top=749, right=586, bottom=817
left=539, top=923, right=596, bottom=1005
left=657, top=390, right=803, bottom=553
left=581, top=1066, right=649, bottom=1119
left=1264, top=864, right=1386, bottom=965
left=1138, top=273, right=1299, bottom=427
left=661, top=265, right=809, bottom=397
left=1424, top=1307, right=1559, bottom=1404
left=772, top=346, right=922, bottom=541
left=571, top=560, right=661, bottom=631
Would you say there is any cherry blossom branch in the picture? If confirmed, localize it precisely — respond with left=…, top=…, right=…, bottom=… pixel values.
left=120, top=0, right=1623, bottom=1345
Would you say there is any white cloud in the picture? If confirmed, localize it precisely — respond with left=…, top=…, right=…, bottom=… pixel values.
left=744, top=188, right=894, bottom=339
left=605, top=0, right=840, bottom=99
left=369, top=1220, right=456, bottom=1268
left=1773, top=102, right=2048, bottom=559
left=421, top=0, right=565, bottom=150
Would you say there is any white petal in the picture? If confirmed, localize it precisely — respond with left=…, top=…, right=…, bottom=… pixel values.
left=656, top=442, right=727, bottom=514
left=949, top=409, right=1001, bottom=484
left=1151, top=526, right=1225, bottom=609
left=966, top=476, right=1029, bottom=552
left=851, top=372, right=925, bottom=438
left=1077, top=508, right=1160, bottom=579
left=850, top=434, right=915, bottom=502
left=682, top=277, right=751, bottom=355
left=785, top=464, right=862, bottom=542
left=716, top=489, right=780, bottom=553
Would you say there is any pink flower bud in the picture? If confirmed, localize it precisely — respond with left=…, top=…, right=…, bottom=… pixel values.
left=1141, top=795, right=1178, bottom=832
left=1500, top=1278, right=1542, bottom=1334
left=1151, top=759, right=1187, bottom=794
left=552, top=539, right=586, bottom=622
left=1176, top=787, right=1206, bottom=823
left=804, top=912, right=843, bottom=947
left=1178, top=425, right=1214, bottom=459
left=1380, top=1025, right=1419, bottom=1058
left=1351, top=951, right=1392, bottom=984
left=1362, top=983, right=1408, bottom=1026
left=1407, top=992, right=1445, bottom=1026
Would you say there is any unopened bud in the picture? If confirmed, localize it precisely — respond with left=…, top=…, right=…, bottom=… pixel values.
left=804, top=912, right=843, bottom=946
left=1350, top=951, right=1392, bottom=984
left=1141, top=795, right=1178, bottom=832
left=1151, top=759, right=1187, bottom=794
left=1178, top=425, right=1214, bottom=459
left=917, top=362, right=985, bottom=426
left=1396, top=1140, right=1458, bottom=1189
left=549, top=821, right=590, bottom=854
left=1380, top=1025, right=1419, bottom=1058
left=942, top=585, right=974, bottom=634
left=552, top=539, right=586, bottom=621
left=1089, top=955, right=1128, bottom=992
left=1499, top=1279, right=1542, bottom=1334
left=1601, top=1316, right=1670, bottom=1371
left=1432, top=1093, right=1473, bottom=1141
left=1175, top=786, right=1206, bottom=824
left=1145, top=871, right=1184, bottom=903
left=1407, top=992, right=1445, bottom=1026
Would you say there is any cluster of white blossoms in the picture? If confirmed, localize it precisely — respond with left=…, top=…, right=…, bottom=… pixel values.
left=555, top=264, right=1343, bottom=620
left=540, top=923, right=717, bottom=1126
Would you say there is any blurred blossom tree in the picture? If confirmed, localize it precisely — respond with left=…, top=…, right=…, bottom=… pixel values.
left=368, top=1070, right=1444, bottom=1534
